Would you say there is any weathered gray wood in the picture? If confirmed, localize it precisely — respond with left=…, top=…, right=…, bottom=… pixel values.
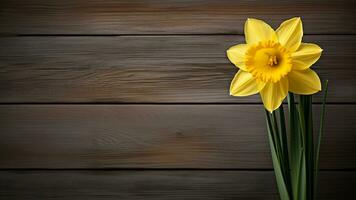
left=0, top=105, right=355, bottom=169
left=0, top=0, right=355, bottom=34
left=0, top=170, right=355, bottom=199
left=0, top=35, right=355, bottom=103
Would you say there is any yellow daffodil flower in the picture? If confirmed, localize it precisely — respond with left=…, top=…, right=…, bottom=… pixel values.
left=227, top=17, right=322, bottom=112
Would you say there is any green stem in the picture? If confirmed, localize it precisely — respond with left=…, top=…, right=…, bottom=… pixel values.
left=298, top=95, right=314, bottom=200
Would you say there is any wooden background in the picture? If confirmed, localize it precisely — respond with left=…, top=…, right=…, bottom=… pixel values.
left=0, top=0, right=356, bottom=199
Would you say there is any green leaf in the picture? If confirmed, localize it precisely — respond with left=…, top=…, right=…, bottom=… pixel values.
left=276, top=106, right=292, bottom=196
left=298, top=95, right=314, bottom=200
left=288, top=93, right=305, bottom=200
left=266, top=110, right=291, bottom=200
left=297, top=149, right=306, bottom=200
left=314, top=80, right=329, bottom=198
left=271, top=111, right=283, bottom=161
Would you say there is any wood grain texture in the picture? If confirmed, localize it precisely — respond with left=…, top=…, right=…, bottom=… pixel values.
left=0, top=0, right=355, bottom=34
left=1, top=35, right=355, bottom=103
left=0, top=105, right=355, bottom=169
left=0, top=170, right=355, bottom=199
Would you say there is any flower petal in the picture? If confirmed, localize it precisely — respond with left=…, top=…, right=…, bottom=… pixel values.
left=230, top=71, right=262, bottom=96
left=292, top=43, right=323, bottom=70
left=244, top=18, right=277, bottom=45
left=227, top=44, right=248, bottom=71
left=260, top=78, right=288, bottom=112
left=276, top=17, right=303, bottom=52
left=288, top=69, right=321, bottom=94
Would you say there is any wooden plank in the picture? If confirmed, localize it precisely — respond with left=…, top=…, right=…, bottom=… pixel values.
left=0, top=35, right=355, bottom=103
left=0, top=0, right=355, bottom=34
left=0, top=105, right=355, bottom=169
left=0, top=170, right=355, bottom=199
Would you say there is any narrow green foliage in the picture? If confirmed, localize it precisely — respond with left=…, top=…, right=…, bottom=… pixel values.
left=288, top=93, right=305, bottom=200
left=298, top=95, right=314, bottom=200
left=265, top=110, right=291, bottom=200
left=271, top=112, right=283, bottom=161
left=297, top=150, right=306, bottom=200
left=276, top=106, right=292, bottom=196
left=314, top=80, right=329, bottom=198
left=265, top=81, right=328, bottom=200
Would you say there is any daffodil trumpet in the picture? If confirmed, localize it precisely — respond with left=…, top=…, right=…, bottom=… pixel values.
left=227, top=17, right=329, bottom=200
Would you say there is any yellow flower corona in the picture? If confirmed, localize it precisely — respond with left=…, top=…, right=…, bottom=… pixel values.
left=227, top=17, right=322, bottom=112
